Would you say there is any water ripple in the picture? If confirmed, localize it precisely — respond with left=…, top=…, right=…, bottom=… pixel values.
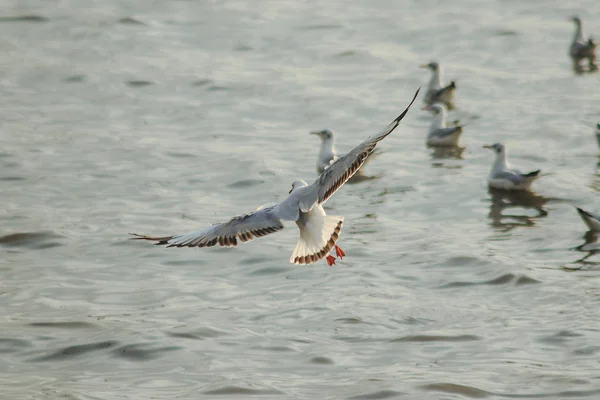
left=390, top=334, right=480, bottom=343
left=0, top=231, right=63, bottom=249
left=439, top=273, right=541, bottom=289
left=348, top=390, right=406, bottom=400
left=203, top=385, right=284, bottom=395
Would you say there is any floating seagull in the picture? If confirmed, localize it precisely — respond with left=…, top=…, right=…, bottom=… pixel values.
left=419, top=62, right=456, bottom=110
left=576, top=207, right=600, bottom=233
left=483, top=143, right=541, bottom=191
left=310, top=129, right=377, bottom=182
left=423, top=103, right=463, bottom=147
left=131, top=89, right=419, bottom=266
left=310, top=129, right=340, bottom=174
left=569, top=16, right=597, bottom=70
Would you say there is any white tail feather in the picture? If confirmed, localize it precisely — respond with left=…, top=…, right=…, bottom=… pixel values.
left=290, top=214, right=343, bottom=265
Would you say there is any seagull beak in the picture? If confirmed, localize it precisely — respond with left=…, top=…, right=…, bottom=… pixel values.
left=482, top=145, right=492, bottom=149
left=419, top=63, right=429, bottom=68
left=310, top=131, right=320, bottom=136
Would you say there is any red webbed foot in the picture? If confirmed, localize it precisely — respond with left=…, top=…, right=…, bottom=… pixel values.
left=334, top=245, right=345, bottom=259
left=326, top=255, right=336, bottom=266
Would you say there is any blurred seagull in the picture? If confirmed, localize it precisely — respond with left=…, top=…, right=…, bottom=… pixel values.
left=424, top=103, right=463, bottom=147
left=131, top=89, right=419, bottom=266
left=569, top=16, right=597, bottom=69
left=310, top=129, right=378, bottom=182
left=310, top=129, right=338, bottom=174
left=420, top=62, right=456, bottom=110
left=576, top=207, right=600, bottom=233
left=483, top=143, right=541, bottom=191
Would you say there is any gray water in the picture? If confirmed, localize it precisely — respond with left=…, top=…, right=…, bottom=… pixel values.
left=2, top=0, right=600, bottom=399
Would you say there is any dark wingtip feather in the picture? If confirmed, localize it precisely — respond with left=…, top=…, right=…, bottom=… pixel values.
left=129, top=233, right=173, bottom=245
left=393, top=87, right=420, bottom=124
left=524, top=170, right=541, bottom=177
left=576, top=207, right=592, bottom=219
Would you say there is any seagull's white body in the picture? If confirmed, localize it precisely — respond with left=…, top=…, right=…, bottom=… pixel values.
left=576, top=207, right=600, bottom=233
left=485, top=143, right=541, bottom=191
left=312, top=129, right=337, bottom=174
left=569, top=17, right=597, bottom=68
left=420, top=62, right=456, bottom=110
left=131, top=90, right=419, bottom=265
left=426, top=104, right=463, bottom=146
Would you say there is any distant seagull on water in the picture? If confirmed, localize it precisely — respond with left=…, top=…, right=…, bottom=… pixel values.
left=131, top=89, right=419, bottom=266
left=310, top=129, right=378, bottom=182
left=569, top=16, right=597, bottom=70
left=420, top=62, right=456, bottom=110
left=423, top=103, right=463, bottom=147
left=483, top=143, right=541, bottom=191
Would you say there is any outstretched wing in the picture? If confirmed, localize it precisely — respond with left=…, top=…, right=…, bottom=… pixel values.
left=131, top=205, right=288, bottom=248
left=311, top=88, right=419, bottom=205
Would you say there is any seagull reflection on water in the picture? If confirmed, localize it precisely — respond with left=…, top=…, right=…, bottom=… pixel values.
left=430, top=145, right=465, bottom=160
left=570, top=207, right=600, bottom=265
left=487, top=188, right=549, bottom=231
left=571, top=231, right=600, bottom=265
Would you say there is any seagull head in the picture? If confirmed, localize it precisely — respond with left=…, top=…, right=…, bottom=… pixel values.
left=596, top=123, right=600, bottom=131
left=569, top=16, right=582, bottom=25
left=483, top=143, right=505, bottom=156
left=310, top=129, right=334, bottom=142
left=289, top=180, right=308, bottom=194
left=419, top=62, right=439, bottom=71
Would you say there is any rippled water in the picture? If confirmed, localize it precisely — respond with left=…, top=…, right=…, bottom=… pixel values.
left=2, top=0, right=600, bottom=399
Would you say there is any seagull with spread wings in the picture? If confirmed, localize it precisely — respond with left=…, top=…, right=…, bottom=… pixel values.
left=131, top=89, right=419, bottom=266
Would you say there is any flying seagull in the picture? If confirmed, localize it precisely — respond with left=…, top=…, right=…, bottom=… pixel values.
left=569, top=16, right=597, bottom=70
left=423, top=103, right=463, bottom=147
left=131, top=89, right=419, bottom=266
left=419, top=62, right=456, bottom=110
left=483, top=143, right=541, bottom=191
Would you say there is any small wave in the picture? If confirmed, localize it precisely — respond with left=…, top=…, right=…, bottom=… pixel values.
left=111, top=343, right=181, bottom=361
left=421, top=383, right=489, bottom=398
left=439, top=273, right=540, bottom=289
left=30, top=341, right=118, bottom=362
left=390, top=334, right=480, bottom=343
left=226, top=179, right=264, bottom=189
left=118, top=17, right=144, bottom=25
left=0, top=231, right=63, bottom=249
left=0, top=15, right=47, bottom=23
left=0, top=338, right=31, bottom=354
left=348, top=390, right=405, bottom=400
left=126, top=80, right=153, bottom=87
left=203, top=385, right=284, bottom=395
left=167, top=327, right=227, bottom=340
left=28, top=322, right=96, bottom=329
left=310, top=356, right=334, bottom=365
